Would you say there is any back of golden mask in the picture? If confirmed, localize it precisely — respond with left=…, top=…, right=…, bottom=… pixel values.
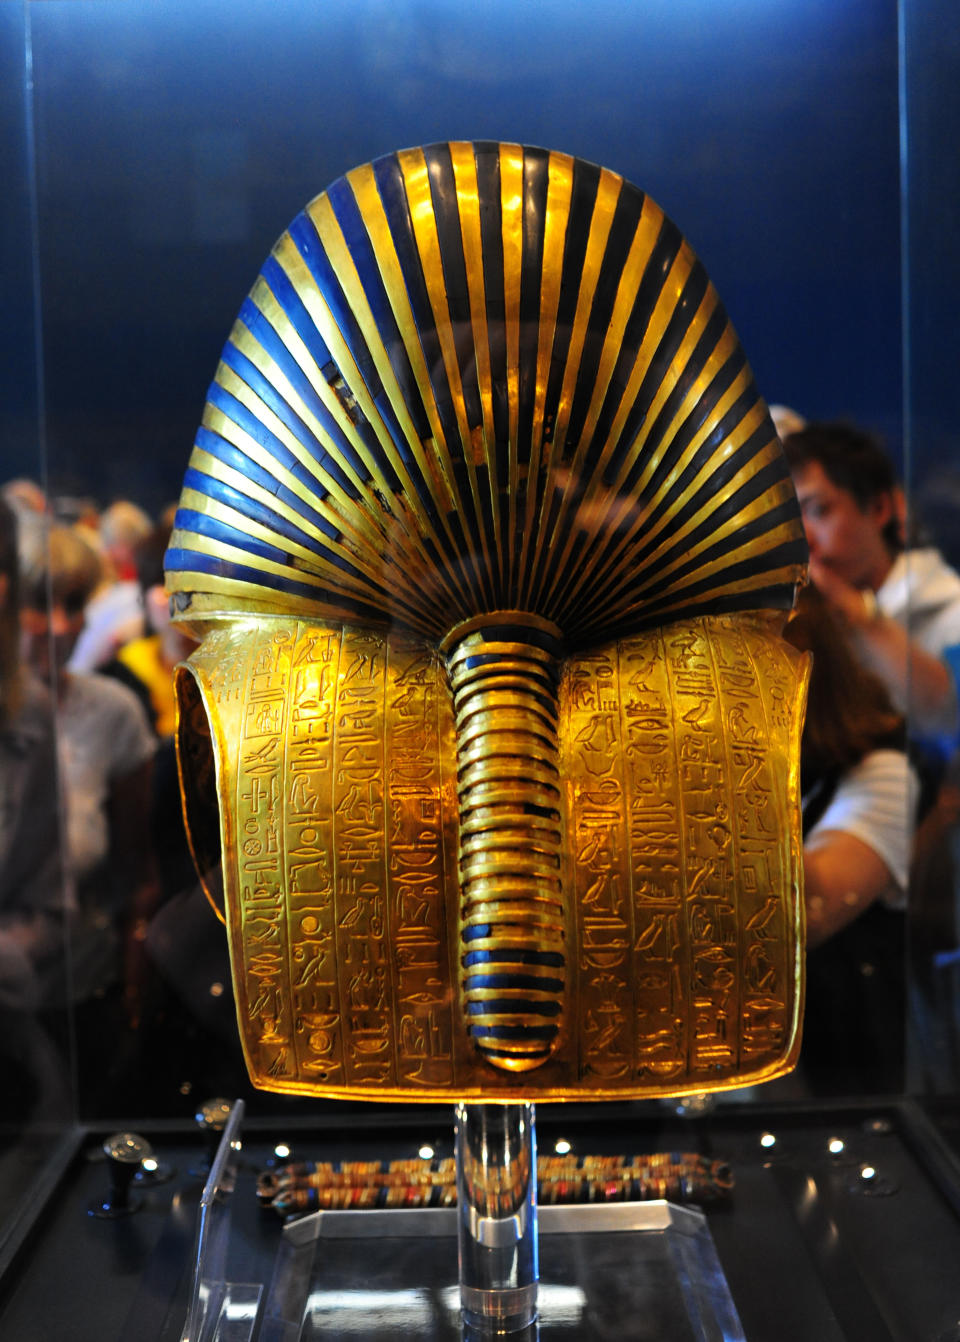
left=166, top=142, right=809, bottom=1102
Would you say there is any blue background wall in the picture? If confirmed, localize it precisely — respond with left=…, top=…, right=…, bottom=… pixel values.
left=3, top=0, right=902, bottom=515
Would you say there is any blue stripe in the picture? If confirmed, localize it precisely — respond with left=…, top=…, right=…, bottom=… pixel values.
left=466, top=999, right=561, bottom=1017
left=173, top=504, right=364, bottom=583
left=165, top=547, right=384, bottom=617
left=284, top=216, right=404, bottom=495
left=207, top=381, right=336, bottom=498
left=238, top=285, right=366, bottom=488
left=193, top=426, right=343, bottom=539
left=174, top=507, right=292, bottom=567
left=286, top=212, right=381, bottom=393
left=182, top=465, right=339, bottom=544
left=220, top=339, right=356, bottom=499
left=326, top=176, right=431, bottom=452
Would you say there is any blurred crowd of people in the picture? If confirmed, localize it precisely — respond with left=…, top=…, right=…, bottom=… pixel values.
left=1, top=408, right=960, bottom=1121
left=0, top=481, right=249, bottom=1122
left=775, top=411, right=960, bottom=1093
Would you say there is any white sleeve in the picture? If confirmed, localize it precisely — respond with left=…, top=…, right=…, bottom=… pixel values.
left=806, top=750, right=919, bottom=908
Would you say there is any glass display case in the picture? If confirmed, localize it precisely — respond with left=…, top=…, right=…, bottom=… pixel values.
left=1, top=1, right=958, bottom=1336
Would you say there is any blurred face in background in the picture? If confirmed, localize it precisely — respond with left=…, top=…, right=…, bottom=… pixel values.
left=792, top=460, right=895, bottom=591
left=20, top=592, right=86, bottom=690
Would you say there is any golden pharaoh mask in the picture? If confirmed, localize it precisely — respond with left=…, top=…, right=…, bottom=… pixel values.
left=166, top=142, right=809, bottom=1102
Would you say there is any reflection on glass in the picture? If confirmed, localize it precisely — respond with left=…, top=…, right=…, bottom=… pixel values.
left=0, top=495, right=74, bottom=1230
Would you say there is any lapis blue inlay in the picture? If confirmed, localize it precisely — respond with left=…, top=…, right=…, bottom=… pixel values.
left=287, top=212, right=382, bottom=395
left=275, top=222, right=405, bottom=497
left=325, top=175, right=433, bottom=449
left=165, top=547, right=385, bottom=621
left=220, top=341, right=354, bottom=502
left=466, top=999, right=562, bottom=1017
left=182, top=466, right=339, bottom=545
left=371, top=154, right=464, bottom=455
left=194, top=427, right=340, bottom=538
left=462, top=949, right=564, bottom=968
left=257, top=258, right=335, bottom=373
left=174, top=507, right=293, bottom=567
left=235, top=294, right=365, bottom=491
left=207, top=382, right=327, bottom=488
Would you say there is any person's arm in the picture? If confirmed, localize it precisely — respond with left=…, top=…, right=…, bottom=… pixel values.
left=803, top=828, right=899, bottom=949
left=810, top=558, right=956, bottom=736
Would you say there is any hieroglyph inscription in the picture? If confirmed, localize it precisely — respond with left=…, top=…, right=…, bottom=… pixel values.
left=222, top=622, right=456, bottom=1093
left=189, top=614, right=804, bottom=1099
left=563, top=617, right=803, bottom=1091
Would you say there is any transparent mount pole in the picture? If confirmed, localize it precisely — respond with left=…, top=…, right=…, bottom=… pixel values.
left=455, top=1102, right=539, bottom=1336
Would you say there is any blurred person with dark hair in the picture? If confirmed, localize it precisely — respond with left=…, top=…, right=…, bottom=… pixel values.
left=784, top=421, right=960, bottom=755
left=786, top=584, right=920, bottom=1093
left=0, top=499, right=72, bottom=1119
left=102, top=524, right=197, bottom=904
left=18, top=520, right=160, bottom=1112
left=100, top=525, right=245, bottom=1108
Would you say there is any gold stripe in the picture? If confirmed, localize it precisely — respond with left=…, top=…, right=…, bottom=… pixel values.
left=552, top=168, right=626, bottom=462
left=304, top=190, right=453, bottom=546
left=344, top=164, right=458, bottom=518
left=518, top=150, right=574, bottom=605
left=200, top=401, right=385, bottom=559
left=227, top=313, right=369, bottom=507
left=584, top=514, right=804, bottom=631
left=184, top=443, right=386, bottom=577
left=563, top=406, right=781, bottom=614
left=548, top=202, right=693, bottom=593
left=605, top=276, right=723, bottom=501
left=561, top=284, right=726, bottom=598
left=397, top=147, right=495, bottom=605
left=449, top=142, right=500, bottom=564
left=170, top=525, right=443, bottom=634
left=577, top=198, right=676, bottom=483
left=173, top=526, right=348, bottom=591
left=606, top=273, right=731, bottom=501
left=267, top=241, right=404, bottom=502
left=542, top=292, right=735, bottom=614
left=499, top=142, right=524, bottom=595
left=624, top=478, right=801, bottom=601
left=533, top=168, right=626, bottom=607
left=195, top=404, right=444, bottom=618
left=175, top=485, right=423, bottom=613
left=256, top=251, right=471, bottom=614
left=559, top=356, right=760, bottom=611
left=214, top=359, right=379, bottom=535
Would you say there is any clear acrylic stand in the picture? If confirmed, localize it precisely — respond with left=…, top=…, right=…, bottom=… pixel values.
left=182, top=1100, right=746, bottom=1340
left=180, top=1099, right=263, bottom=1342
left=455, top=1103, right=538, bottom=1334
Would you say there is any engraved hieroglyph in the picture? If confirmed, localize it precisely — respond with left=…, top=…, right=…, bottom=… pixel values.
left=178, top=611, right=807, bottom=1101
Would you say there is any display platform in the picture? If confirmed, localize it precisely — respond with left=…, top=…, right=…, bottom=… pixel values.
left=261, top=1200, right=742, bottom=1341
left=2, top=1098, right=960, bottom=1341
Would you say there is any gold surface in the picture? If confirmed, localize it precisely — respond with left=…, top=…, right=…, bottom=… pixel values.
left=175, top=611, right=808, bottom=1101
left=166, top=142, right=809, bottom=1100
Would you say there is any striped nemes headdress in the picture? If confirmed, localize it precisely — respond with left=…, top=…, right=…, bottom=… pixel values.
left=167, top=143, right=809, bottom=1102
